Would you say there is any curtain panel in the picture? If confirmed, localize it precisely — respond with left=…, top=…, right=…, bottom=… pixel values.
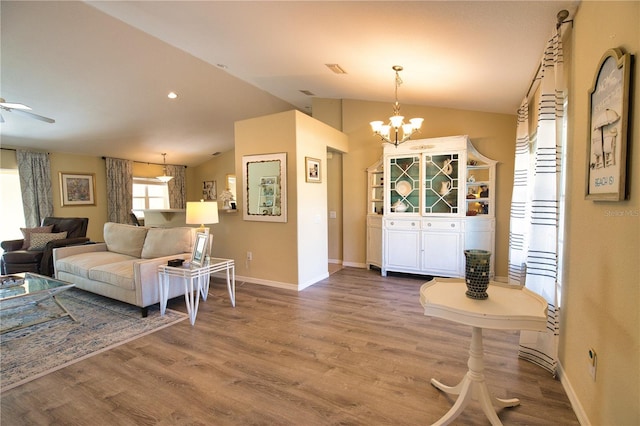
left=508, top=30, right=566, bottom=376
left=16, top=150, right=53, bottom=227
left=166, top=164, right=186, bottom=209
left=105, top=158, right=133, bottom=224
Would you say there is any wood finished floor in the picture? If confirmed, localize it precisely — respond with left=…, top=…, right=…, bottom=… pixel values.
left=0, top=268, right=579, bottom=425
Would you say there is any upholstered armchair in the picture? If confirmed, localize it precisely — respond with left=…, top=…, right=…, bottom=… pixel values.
left=1, top=217, right=89, bottom=276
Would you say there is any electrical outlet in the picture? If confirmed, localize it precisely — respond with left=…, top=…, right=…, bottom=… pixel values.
left=247, top=251, right=252, bottom=261
left=588, top=348, right=597, bottom=381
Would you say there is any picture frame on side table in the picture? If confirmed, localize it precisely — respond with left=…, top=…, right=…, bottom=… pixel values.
left=59, top=172, right=96, bottom=206
left=305, top=157, right=321, bottom=183
left=586, top=48, right=632, bottom=201
left=191, top=232, right=209, bottom=268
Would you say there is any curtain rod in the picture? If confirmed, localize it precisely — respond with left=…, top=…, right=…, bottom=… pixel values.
left=525, top=62, right=542, bottom=99
left=524, top=10, right=572, bottom=100
left=1, top=147, right=50, bottom=154
left=101, top=156, right=186, bottom=168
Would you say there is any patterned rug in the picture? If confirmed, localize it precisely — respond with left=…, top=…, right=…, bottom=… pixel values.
left=0, top=287, right=187, bottom=392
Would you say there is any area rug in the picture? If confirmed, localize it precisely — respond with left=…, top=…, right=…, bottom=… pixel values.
left=1, top=288, right=187, bottom=392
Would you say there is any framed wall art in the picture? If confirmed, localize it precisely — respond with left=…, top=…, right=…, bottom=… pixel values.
left=586, top=48, right=632, bottom=201
left=203, top=180, right=217, bottom=201
left=59, top=172, right=96, bottom=206
left=305, top=157, right=321, bottom=183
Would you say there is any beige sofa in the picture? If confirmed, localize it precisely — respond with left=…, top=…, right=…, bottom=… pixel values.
left=54, top=222, right=197, bottom=316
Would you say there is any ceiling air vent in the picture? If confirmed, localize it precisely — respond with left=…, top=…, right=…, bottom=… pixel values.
left=299, top=90, right=315, bottom=96
left=325, top=64, right=347, bottom=74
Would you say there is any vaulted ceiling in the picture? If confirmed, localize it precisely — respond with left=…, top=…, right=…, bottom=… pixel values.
left=0, top=1, right=578, bottom=167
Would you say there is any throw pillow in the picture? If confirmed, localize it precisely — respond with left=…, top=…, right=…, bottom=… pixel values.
left=141, top=227, right=193, bottom=259
left=28, top=231, right=68, bottom=251
left=20, top=225, right=54, bottom=249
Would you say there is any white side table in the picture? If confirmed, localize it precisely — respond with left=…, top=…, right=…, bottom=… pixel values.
left=158, top=258, right=235, bottom=325
left=419, top=278, right=547, bottom=426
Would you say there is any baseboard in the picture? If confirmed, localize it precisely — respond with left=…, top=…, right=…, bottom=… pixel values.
left=328, top=259, right=342, bottom=265
left=230, top=274, right=297, bottom=291
left=232, top=273, right=330, bottom=292
left=342, top=261, right=366, bottom=268
left=557, top=361, right=590, bottom=425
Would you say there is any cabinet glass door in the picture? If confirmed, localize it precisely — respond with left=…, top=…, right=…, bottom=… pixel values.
left=423, top=154, right=459, bottom=214
left=388, top=156, right=420, bottom=213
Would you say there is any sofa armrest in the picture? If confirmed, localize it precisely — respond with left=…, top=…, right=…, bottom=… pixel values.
left=133, top=253, right=191, bottom=307
left=1, top=239, right=24, bottom=252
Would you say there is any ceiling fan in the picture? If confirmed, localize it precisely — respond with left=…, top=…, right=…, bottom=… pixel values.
left=0, top=98, right=55, bottom=123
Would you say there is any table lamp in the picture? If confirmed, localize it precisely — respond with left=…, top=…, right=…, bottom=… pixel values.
left=186, top=199, right=219, bottom=234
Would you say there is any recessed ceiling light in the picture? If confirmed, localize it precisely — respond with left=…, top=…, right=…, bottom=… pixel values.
left=167, top=92, right=178, bottom=99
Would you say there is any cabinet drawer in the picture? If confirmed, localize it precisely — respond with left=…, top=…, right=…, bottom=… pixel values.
left=384, top=219, right=420, bottom=230
left=422, top=219, right=462, bottom=231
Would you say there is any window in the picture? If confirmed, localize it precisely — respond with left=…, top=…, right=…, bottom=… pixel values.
left=0, top=169, right=26, bottom=255
left=132, top=177, right=169, bottom=218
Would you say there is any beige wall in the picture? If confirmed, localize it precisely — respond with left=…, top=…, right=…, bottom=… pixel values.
left=222, top=110, right=347, bottom=289
left=561, top=2, right=639, bottom=425
left=1, top=148, right=173, bottom=242
left=314, top=98, right=516, bottom=278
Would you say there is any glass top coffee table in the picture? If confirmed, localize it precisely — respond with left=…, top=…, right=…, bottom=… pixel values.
left=0, top=273, right=76, bottom=334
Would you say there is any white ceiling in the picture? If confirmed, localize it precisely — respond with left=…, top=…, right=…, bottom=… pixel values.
left=0, top=1, right=578, bottom=167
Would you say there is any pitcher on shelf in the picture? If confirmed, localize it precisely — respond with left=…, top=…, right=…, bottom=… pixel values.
left=442, top=159, right=453, bottom=175
left=439, top=181, right=451, bottom=195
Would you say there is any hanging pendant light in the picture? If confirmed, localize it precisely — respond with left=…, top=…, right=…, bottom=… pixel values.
left=370, top=65, right=423, bottom=147
left=156, top=153, right=174, bottom=183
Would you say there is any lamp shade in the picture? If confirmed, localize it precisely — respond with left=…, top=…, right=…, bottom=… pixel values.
left=186, top=200, right=219, bottom=230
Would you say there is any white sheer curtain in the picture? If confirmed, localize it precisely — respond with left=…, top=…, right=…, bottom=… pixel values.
left=508, top=29, right=566, bottom=375
left=17, top=150, right=53, bottom=227
left=105, top=157, right=133, bottom=224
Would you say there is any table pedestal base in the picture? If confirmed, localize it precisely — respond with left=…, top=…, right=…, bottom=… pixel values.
left=431, top=327, right=519, bottom=426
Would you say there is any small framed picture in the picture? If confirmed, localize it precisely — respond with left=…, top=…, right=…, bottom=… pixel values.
left=203, top=180, right=217, bottom=201
left=305, top=157, right=321, bottom=183
left=59, top=172, right=96, bottom=206
left=191, top=232, right=209, bottom=268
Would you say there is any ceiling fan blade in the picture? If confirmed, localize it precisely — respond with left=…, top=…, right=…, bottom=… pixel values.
left=2, top=102, right=32, bottom=111
left=0, top=98, right=32, bottom=110
left=12, top=108, right=55, bottom=123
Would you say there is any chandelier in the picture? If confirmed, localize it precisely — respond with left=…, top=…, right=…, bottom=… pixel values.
left=370, top=65, right=423, bottom=147
left=156, top=153, right=174, bottom=183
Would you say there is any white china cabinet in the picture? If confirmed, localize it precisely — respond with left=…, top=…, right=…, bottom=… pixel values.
left=366, top=135, right=497, bottom=278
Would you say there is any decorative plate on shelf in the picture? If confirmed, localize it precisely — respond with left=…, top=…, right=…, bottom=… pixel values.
left=395, top=180, right=412, bottom=197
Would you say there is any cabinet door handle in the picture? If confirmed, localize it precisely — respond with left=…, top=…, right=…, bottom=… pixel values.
left=451, top=223, right=456, bottom=228
left=411, top=222, right=416, bottom=227
left=390, top=221, right=394, bottom=226
left=427, top=223, right=432, bottom=227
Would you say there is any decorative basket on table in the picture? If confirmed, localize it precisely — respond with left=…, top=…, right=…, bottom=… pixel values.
left=464, top=250, right=491, bottom=300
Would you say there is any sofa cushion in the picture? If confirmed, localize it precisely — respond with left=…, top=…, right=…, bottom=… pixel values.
left=28, top=231, right=68, bottom=250
left=55, top=251, right=137, bottom=279
left=141, top=227, right=193, bottom=259
left=20, top=225, right=54, bottom=249
left=103, top=222, right=149, bottom=258
left=88, top=260, right=137, bottom=291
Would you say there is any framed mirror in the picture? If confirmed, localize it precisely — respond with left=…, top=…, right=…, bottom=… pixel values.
left=220, top=174, right=237, bottom=211
left=242, top=153, right=287, bottom=222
